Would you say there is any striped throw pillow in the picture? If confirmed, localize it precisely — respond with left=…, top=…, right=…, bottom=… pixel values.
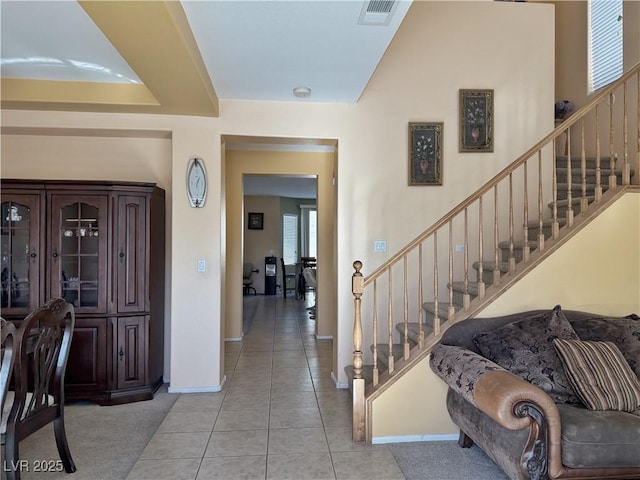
left=553, top=339, right=640, bottom=412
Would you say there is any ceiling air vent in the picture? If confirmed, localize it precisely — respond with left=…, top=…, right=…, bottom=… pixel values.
left=358, top=0, right=397, bottom=26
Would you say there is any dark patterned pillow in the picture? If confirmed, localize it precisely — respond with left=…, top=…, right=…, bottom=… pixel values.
left=553, top=339, right=640, bottom=412
left=570, top=314, right=640, bottom=378
left=473, top=305, right=581, bottom=404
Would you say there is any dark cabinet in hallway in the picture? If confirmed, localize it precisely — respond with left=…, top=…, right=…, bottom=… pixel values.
left=1, top=179, right=165, bottom=405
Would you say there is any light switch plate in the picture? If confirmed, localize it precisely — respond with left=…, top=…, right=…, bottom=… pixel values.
left=374, top=240, right=387, bottom=252
left=197, top=260, right=206, bottom=272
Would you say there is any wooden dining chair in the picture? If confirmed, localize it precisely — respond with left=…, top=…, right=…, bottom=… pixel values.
left=1, top=298, right=77, bottom=480
left=1, top=318, right=16, bottom=429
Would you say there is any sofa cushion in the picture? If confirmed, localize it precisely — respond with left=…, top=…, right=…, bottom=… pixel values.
left=553, top=339, right=640, bottom=412
left=473, top=305, right=581, bottom=404
left=557, top=403, right=640, bottom=468
left=569, top=314, right=640, bottom=378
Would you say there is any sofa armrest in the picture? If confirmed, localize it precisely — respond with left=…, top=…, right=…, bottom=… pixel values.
left=430, top=344, right=565, bottom=480
left=474, top=370, right=563, bottom=480
left=429, top=343, right=505, bottom=407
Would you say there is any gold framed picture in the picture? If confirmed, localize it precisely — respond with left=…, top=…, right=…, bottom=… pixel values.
left=408, top=122, right=443, bottom=186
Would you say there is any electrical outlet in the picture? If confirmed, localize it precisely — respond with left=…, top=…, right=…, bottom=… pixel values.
left=455, top=245, right=465, bottom=253
left=197, top=259, right=206, bottom=272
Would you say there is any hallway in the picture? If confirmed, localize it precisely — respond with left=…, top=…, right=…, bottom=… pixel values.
left=127, top=295, right=405, bottom=479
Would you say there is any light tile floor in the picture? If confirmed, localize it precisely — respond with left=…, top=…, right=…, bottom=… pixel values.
left=127, top=295, right=405, bottom=480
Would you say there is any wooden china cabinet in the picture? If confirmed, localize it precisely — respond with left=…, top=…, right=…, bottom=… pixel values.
left=1, top=179, right=165, bottom=405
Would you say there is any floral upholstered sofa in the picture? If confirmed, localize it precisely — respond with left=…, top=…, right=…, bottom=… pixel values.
left=429, top=305, right=640, bottom=480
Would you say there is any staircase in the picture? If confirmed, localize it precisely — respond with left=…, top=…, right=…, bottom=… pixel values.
left=369, top=157, right=632, bottom=373
left=348, top=62, right=639, bottom=443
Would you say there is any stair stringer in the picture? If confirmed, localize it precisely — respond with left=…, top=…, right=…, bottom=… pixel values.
left=362, top=185, right=635, bottom=443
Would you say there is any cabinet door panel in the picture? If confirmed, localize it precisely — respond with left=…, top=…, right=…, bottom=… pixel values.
left=117, top=316, right=147, bottom=389
left=66, top=317, right=108, bottom=392
left=50, top=195, right=108, bottom=313
left=0, top=194, right=43, bottom=316
left=117, top=196, right=148, bottom=312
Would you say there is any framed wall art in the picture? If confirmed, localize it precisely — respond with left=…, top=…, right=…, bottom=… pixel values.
left=408, top=122, right=443, bottom=186
left=459, top=89, right=494, bottom=152
left=248, top=212, right=264, bottom=230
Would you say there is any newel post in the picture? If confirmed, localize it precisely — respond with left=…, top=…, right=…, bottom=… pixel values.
left=352, top=260, right=366, bottom=442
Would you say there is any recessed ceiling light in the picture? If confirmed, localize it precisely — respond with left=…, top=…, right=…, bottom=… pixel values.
left=293, top=86, right=311, bottom=98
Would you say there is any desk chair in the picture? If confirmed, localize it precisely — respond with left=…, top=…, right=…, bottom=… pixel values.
left=243, top=263, right=259, bottom=295
left=1, top=298, right=76, bottom=480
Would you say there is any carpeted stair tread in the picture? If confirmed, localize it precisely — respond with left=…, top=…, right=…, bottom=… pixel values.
left=527, top=218, right=567, bottom=229
left=497, top=240, right=538, bottom=251
left=556, top=182, right=609, bottom=191
left=422, top=301, right=461, bottom=318
left=555, top=155, right=611, bottom=169
left=395, top=321, right=436, bottom=345
left=449, top=281, right=480, bottom=296
left=372, top=343, right=405, bottom=366
left=549, top=196, right=596, bottom=208
left=472, top=261, right=510, bottom=272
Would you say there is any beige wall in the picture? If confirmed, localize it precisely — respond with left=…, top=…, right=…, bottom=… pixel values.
left=1, top=2, right=555, bottom=394
left=334, top=1, right=555, bottom=383
left=372, top=191, right=640, bottom=441
left=480, top=191, right=640, bottom=317
left=372, top=357, right=457, bottom=441
left=243, top=195, right=281, bottom=296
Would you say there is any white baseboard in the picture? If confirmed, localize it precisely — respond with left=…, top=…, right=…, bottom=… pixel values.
left=168, top=375, right=226, bottom=394
left=331, top=371, right=349, bottom=389
left=315, top=335, right=333, bottom=340
left=372, top=433, right=458, bottom=444
left=225, top=334, right=244, bottom=342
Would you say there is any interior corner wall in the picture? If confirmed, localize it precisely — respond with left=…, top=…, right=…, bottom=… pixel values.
left=243, top=195, right=281, bottom=295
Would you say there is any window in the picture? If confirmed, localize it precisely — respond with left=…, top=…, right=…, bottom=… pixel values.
left=282, top=214, right=298, bottom=265
left=588, top=0, right=623, bottom=92
left=300, top=205, right=317, bottom=258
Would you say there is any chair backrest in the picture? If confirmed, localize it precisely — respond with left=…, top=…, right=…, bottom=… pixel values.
left=9, top=298, right=75, bottom=426
left=1, top=317, right=16, bottom=417
left=303, top=267, right=317, bottom=288
left=281, top=258, right=296, bottom=277
left=243, top=263, right=254, bottom=280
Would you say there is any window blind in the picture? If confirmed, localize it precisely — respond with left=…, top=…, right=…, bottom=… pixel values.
left=589, top=0, right=623, bottom=92
left=282, top=214, right=298, bottom=265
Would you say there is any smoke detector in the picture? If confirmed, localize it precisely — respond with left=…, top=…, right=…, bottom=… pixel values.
left=293, top=86, right=311, bottom=98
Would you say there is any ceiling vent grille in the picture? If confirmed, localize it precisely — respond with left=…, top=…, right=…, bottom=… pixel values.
left=358, top=0, right=397, bottom=26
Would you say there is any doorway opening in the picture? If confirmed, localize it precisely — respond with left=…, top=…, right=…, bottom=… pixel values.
left=223, top=135, right=338, bottom=380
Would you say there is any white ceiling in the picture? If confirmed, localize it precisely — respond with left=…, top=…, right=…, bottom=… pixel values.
left=0, top=0, right=412, bottom=198
left=1, top=0, right=412, bottom=103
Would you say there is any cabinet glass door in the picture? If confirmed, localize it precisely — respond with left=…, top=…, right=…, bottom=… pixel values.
left=51, top=196, right=107, bottom=312
left=0, top=195, right=41, bottom=315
